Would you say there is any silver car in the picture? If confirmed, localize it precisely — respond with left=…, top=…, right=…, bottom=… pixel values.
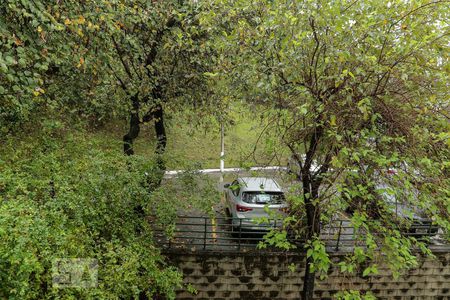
left=224, top=177, right=287, bottom=230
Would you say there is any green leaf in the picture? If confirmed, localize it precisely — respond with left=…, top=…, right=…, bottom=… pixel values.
left=203, top=72, right=218, bottom=77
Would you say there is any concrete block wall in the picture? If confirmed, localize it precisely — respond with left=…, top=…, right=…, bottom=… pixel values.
left=165, top=251, right=450, bottom=300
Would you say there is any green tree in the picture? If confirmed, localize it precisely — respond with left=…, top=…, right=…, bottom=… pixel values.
left=58, top=0, right=215, bottom=162
left=206, top=0, right=449, bottom=298
left=1, top=1, right=217, bottom=171
left=0, top=0, right=124, bottom=133
left=0, top=0, right=66, bottom=133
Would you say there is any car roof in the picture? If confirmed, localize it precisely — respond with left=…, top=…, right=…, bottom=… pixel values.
left=237, top=177, right=282, bottom=192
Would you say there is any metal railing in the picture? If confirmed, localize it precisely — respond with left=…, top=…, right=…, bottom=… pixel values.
left=152, top=215, right=442, bottom=253
left=153, top=216, right=285, bottom=252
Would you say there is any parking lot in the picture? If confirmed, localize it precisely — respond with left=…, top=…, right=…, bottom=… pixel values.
left=155, top=169, right=448, bottom=253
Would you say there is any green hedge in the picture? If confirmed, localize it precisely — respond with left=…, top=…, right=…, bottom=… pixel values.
left=0, top=133, right=182, bottom=299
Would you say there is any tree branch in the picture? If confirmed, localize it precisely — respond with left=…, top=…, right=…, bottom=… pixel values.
left=112, top=35, right=133, bottom=80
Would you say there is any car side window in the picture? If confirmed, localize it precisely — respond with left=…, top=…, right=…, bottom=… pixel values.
left=231, top=180, right=240, bottom=197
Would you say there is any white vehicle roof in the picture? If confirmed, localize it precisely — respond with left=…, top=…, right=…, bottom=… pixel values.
left=237, top=177, right=282, bottom=192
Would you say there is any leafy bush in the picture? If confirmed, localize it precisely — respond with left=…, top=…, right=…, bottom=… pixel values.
left=0, top=132, right=182, bottom=299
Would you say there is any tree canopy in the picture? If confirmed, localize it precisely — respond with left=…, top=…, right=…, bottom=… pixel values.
left=203, top=0, right=449, bottom=298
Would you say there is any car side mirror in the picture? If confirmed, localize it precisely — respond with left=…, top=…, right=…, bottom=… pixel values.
left=223, top=183, right=230, bottom=188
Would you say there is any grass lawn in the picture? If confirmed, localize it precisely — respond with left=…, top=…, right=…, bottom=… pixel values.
left=93, top=106, right=289, bottom=169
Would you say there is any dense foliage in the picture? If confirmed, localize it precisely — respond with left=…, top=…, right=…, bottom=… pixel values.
left=0, top=128, right=183, bottom=299
left=1, top=0, right=449, bottom=299
left=202, top=0, right=450, bottom=298
left=0, top=1, right=219, bottom=298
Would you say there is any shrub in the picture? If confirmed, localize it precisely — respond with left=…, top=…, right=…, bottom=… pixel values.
left=0, top=133, right=182, bottom=299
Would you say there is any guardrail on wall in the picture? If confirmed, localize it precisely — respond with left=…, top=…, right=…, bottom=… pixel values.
left=153, top=216, right=286, bottom=252
left=152, top=215, right=440, bottom=252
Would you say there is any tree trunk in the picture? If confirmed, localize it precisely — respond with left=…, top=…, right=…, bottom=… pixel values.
left=301, top=171, right=321, bottom=300
left=153, top=104, right=167, bottom=157
left=123, top=94, right=140, bottom=155
left=152, top=102, right=167, bottom=186
left=302, top=259, right=315, bottom=300
left=302, top=202, right=321, bottom=298
left=299, top=118, right=328, bottom=299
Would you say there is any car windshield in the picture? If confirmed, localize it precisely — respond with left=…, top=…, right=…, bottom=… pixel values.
left=242, top=192, right=285, bottom=204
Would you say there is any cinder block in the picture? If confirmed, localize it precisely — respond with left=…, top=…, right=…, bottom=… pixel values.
left=219, top=276, right=241, bottom=285
left=166, top=251, right=450, bottom=299
left=280, top=290, right=300, bottom=299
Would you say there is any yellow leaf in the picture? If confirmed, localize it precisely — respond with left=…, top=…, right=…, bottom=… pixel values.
left=78, top=16, right=85, bottom=24
left=64, top=18, right=71, bottom=25
left=330, top=115, right=336, bottom=126
left=37, top=26, right=43, bottom=33
left=33, top=90, right=40, bottom=97
left=77, top=57, right=85, bottom=68
left=14, top=37, right=23, bottom=46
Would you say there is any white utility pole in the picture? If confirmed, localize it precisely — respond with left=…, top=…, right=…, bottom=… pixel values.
left=220, top=121, right=225, bottom=173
